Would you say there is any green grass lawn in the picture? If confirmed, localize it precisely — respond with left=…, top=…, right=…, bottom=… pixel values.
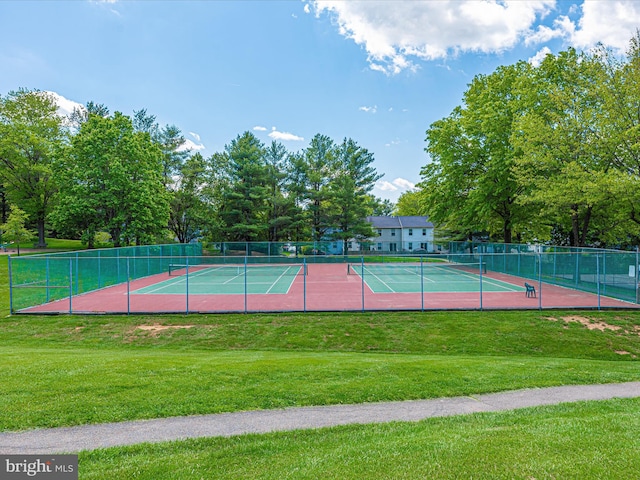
left=79, top=398, right=640, bottom=479
left=13, top=237, right=84, bottom=251
left=2, top=252, right=640, bottom=478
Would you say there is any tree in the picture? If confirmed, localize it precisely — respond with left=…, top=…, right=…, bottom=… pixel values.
left=283, top=152, right=312, bottom=242
left=302, top=134, right=336, bottom=241
left=168, top=153, right=212, bottom=243
left=328, top=138, right=382, bottom=252
left=220, top=132, right=269, bottom=241
left=53, top=112, right=169, bottom=247
left=0, top=205, right=34, bottom=255
left=368, top=196, right=394, bottom=216
left=512, top=49, right=619, bottom=246
left=0, top=89, right=66, bottom=247
left=133, top=109, right=188, bottom=187
left=394, top=190, right=422, bottom=216
left=264, top=141, right=292, bottom=242
left=422, top=63, right=532, bottom=244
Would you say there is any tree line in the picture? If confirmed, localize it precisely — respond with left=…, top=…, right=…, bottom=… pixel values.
left=417, top=33, right=640, bottom=248
left=0, top=91, right=392, bottom=249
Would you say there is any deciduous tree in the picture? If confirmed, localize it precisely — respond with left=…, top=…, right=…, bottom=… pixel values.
left=0, top=89, right=66, bottom=246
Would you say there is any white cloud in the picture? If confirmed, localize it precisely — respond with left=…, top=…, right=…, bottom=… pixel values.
left=393, top=178, right=415, bottom=190
left=304, top=3, right=311, bottom=14
left=189, top=131, right=201, bottom=141
left=375, top=177, right=415, bottom=192
left=311, top=1, right=640, bottom=74
left=525, top=24, right=564, bottom=46
left=376, top=180, right=399, bottom=192
left=562, top=1, right=640, bottom=53
left=176, top=138, right=205, bottom=152
left=268, top=126, right=304, bottom=142
left=359, top=105, right=377, bottom=114
left=44, top=91, right=85, bottom=119
left=311, top=0, right=555, bottom=74
left=253, top=125, right=268, bottom=131
left=528, top=46, right=552, bottom=67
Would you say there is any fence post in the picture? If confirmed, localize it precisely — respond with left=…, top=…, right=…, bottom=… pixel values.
left=69, top=258, right=73, bottom=315
left=46, top=256, right=50, bottom=302
left=75, top=252, right=79, bottom=295
left=8, top=256, right=13, bottom=314
left=538, top=252, right=543, bottom=310
left=244, top=255, right=248, bottom=314
left=420, top=255, right=424, bottom=312
left=127, top=257, right=130, bottom=315
left=303, top=258, right=307, bottom=313
left=186, top=257, right=190, bottom=314
left=596, top=253, right=601, bottom=310
left=636, top=247, right=639, bottom=304
left=479, top=253, right=483, bottom=311
left=361, top=256, right=365, bottom=313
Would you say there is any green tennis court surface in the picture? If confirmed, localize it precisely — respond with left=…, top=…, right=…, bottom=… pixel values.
left=132, top=264, right=304, bottom=295
left=348, top=262, right=524, bottom=293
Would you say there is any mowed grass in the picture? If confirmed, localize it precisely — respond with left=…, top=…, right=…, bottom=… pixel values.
left=2, top=253, right=640, bottom=477
left=1, top=309, right=639, bottom=432
left=80, top=398, right=640, bottom=479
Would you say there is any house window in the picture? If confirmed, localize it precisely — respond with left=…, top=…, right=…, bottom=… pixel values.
left=377, top=243, right=382, bottom=250
left=390, top=243, right=397, bottom=252
left=422, top=229, right=427, bottom=236
left=377, top=229, right=382, bottom=236
left=391, top=229, right=396, bottom=236
left=420, top=243, right=427, bottom=250
left=409, top=229, right=413, bottom=236
left=408, top=242, right=413, bottom=250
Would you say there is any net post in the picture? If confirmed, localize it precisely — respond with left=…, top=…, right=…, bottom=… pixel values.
left=303, top=258, right=307, bottom=313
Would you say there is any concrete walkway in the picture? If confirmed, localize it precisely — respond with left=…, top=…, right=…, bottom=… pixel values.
left=2, top=382, right=640, bottom=454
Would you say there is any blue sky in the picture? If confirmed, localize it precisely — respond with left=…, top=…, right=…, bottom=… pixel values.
left=1, top=1, right=639, bottom=201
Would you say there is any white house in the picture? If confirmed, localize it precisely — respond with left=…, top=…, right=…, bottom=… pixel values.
left=365, top=216, right=435, bottom=253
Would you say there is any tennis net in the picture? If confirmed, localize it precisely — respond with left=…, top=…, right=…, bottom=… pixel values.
left=168, top=263, right=308, bottom=277
left=347, top=262, right=486, bottom=276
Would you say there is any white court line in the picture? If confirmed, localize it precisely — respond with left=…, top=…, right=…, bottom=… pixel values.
left=360, top=268, right=396, bottom=293
left=265, top=266, right=296, bottom=294
left=135, top=266, right=228, bottom=294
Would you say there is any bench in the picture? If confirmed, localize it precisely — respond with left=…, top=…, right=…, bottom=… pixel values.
left=525, top=282, right=536, bottom=298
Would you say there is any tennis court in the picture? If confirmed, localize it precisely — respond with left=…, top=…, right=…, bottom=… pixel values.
left=9, top=243, right=640, bottom=313
left=133, top=263, right=305, bottom=295
left=347, top=262, right=523, bottom=293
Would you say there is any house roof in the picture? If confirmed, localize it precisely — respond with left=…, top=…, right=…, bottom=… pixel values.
left=367, top=216, right=433, bottom=229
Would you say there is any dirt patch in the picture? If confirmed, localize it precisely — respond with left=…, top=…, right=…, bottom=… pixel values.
left=136, top=324, right=195, bottom=333
left=560, top=315, right=622, bottom=332
left=136, top=323, right=195, bottom=332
